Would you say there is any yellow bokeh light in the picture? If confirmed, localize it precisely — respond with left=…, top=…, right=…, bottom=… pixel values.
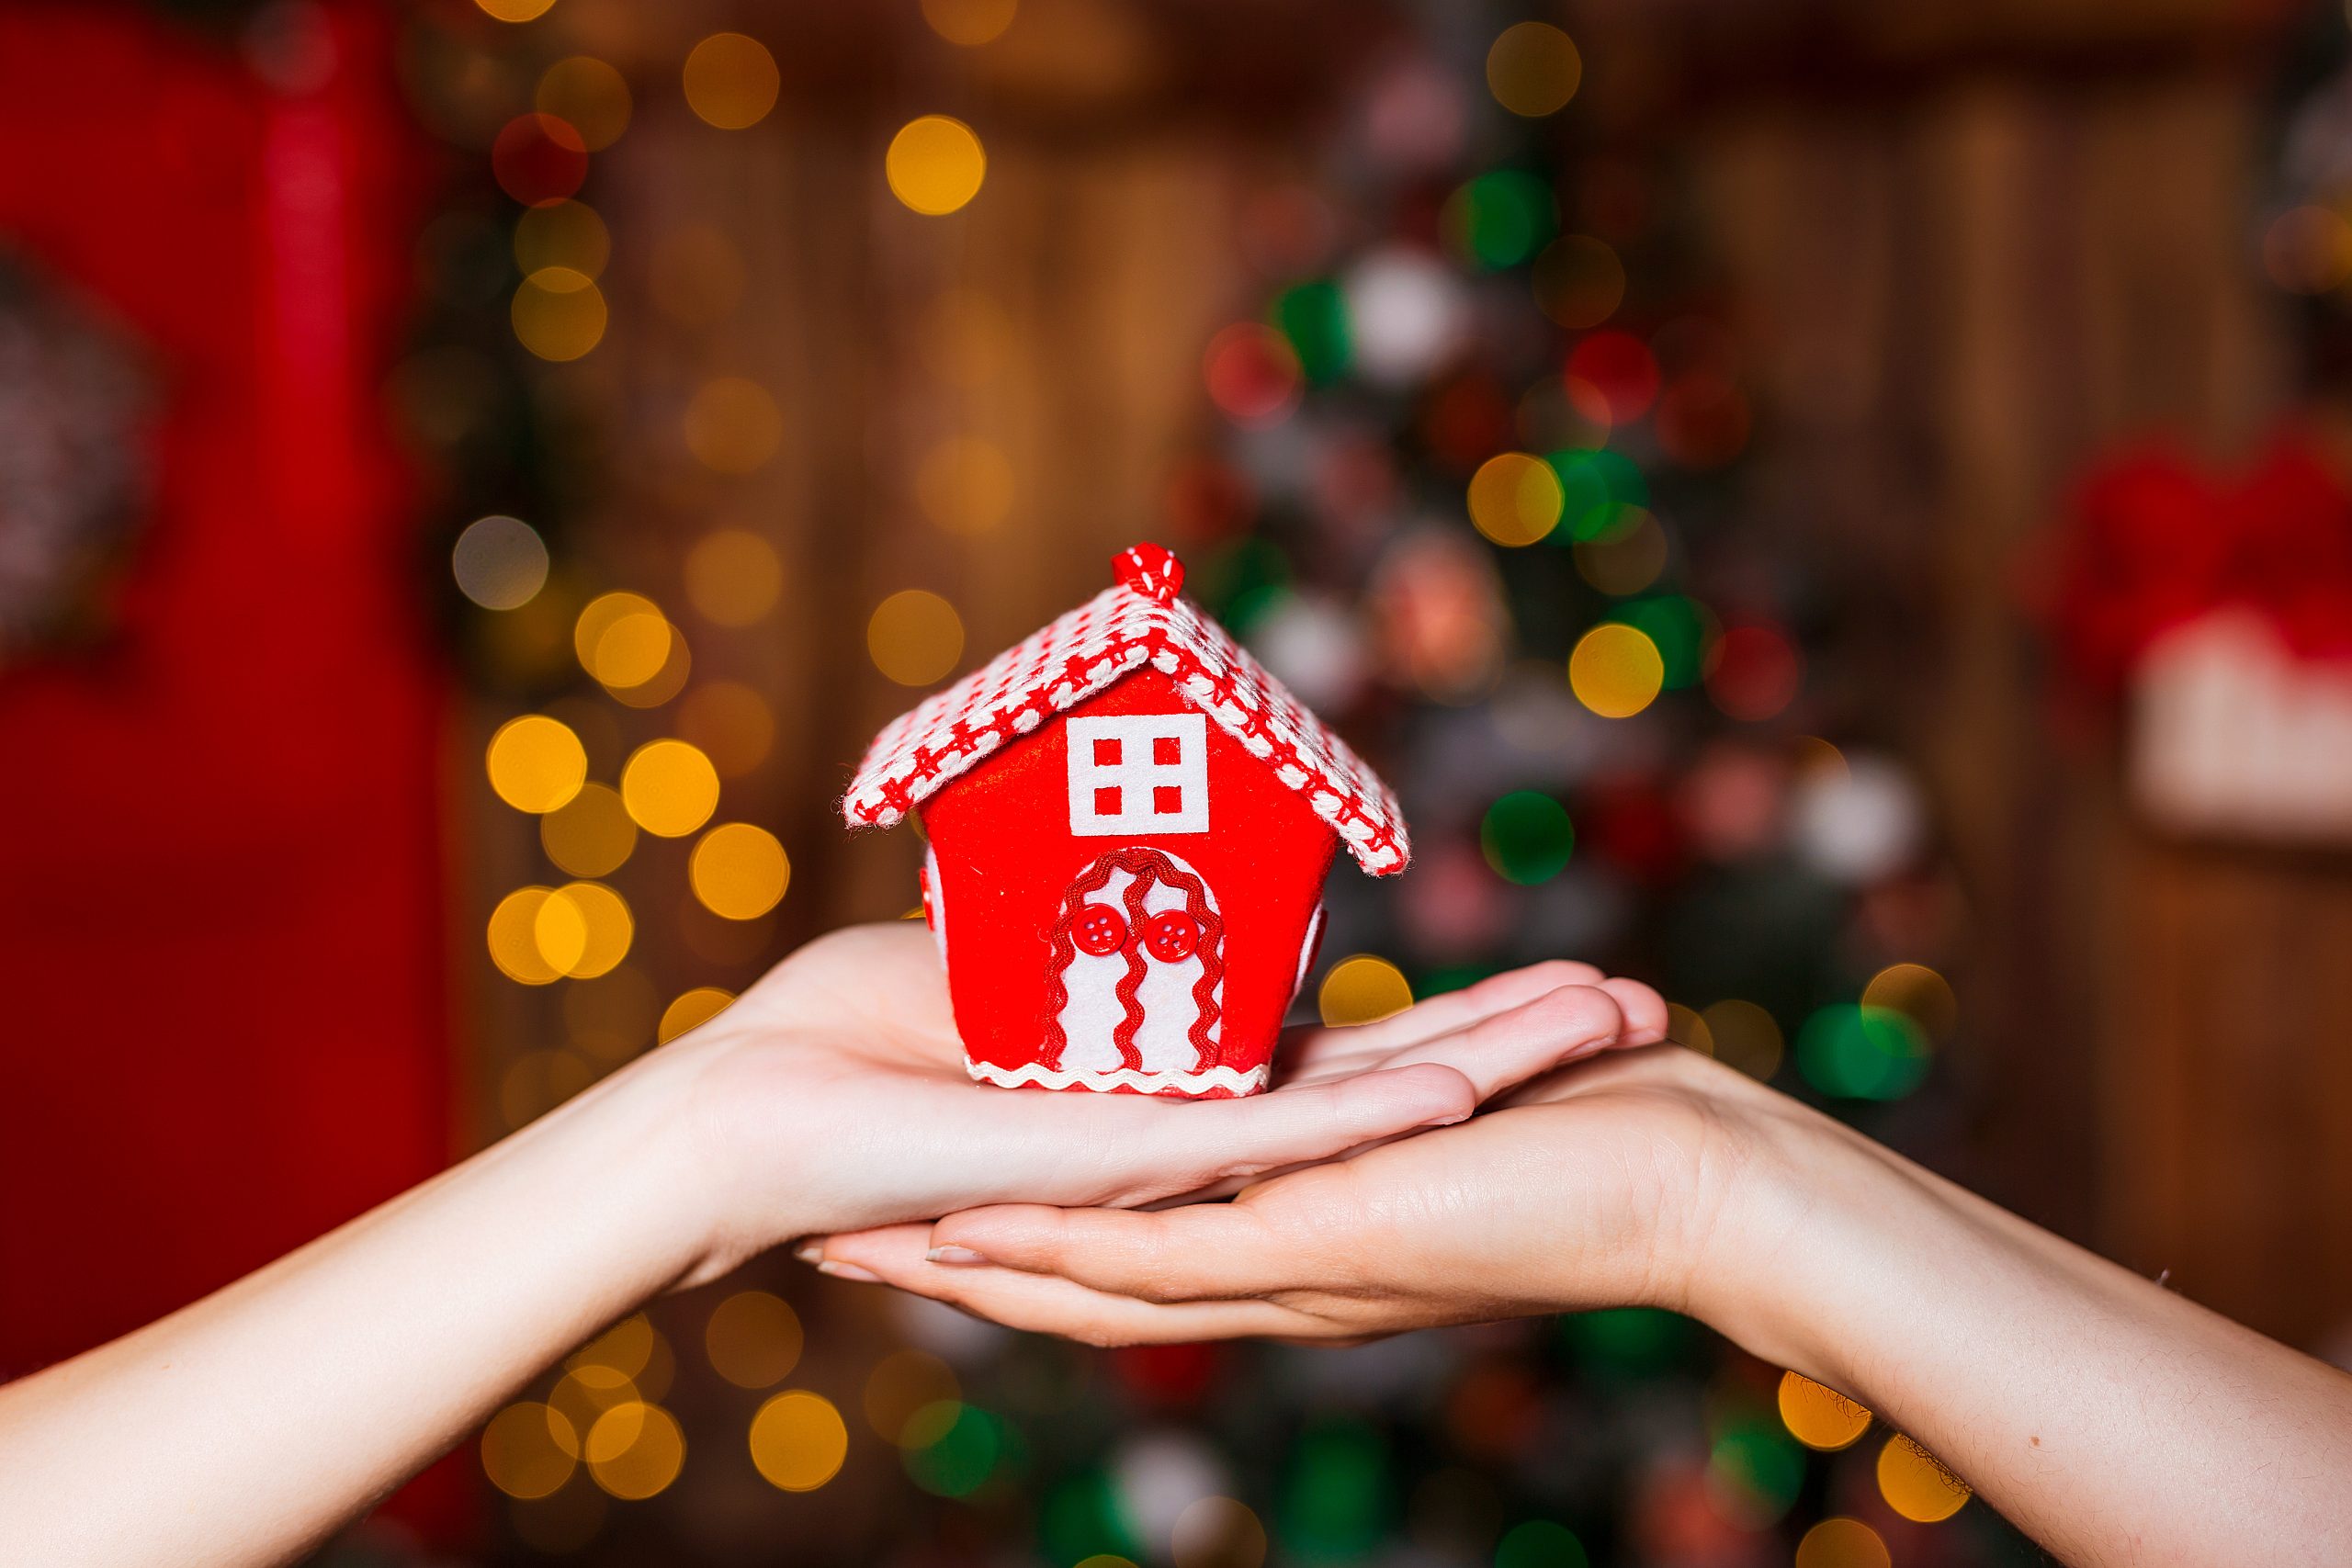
left=887, top=115, right=987, bottom=215
left=592, top=613, right=674, bottom=690
left=1778, top=1371, right=1872, bottom=1450
left=549, top=1363, right=638, bottom=1448
left=535, top=57, right=630, bottom=151
left=487, top=716, right=587, bottom=815
left=683, top=376, right=783, bottom=475
left=659, top=986, right=734, bottom=1043
left=475, top=0, right=556, bottom=21
left=491, top=888, right=566, bottom=984
left=1877, top=1434, right=1971, bottom=1522
left=619, top=739, right=719, bottom=838
left=706, top=1291, right=804, bottom=1389
left=1318, top=954, right=1413, bottom=1027
left=867, top=589, right=965, bottom=686
left=1702, top=998, right=1783, bottom=1079
left=1794, top=1517, right=1891, bottom=1568
left=607, top=633, right=690, bottom=710
left=1861, top=962, right=1958, bottom=1042
left=571, top=1313, right=656, bottom=1380
left=573, top=592, right=665, bottom=682
left=678, top=680, right=775, bottom=777
left=863, top=1349, right=959, bottom=1445
left=921, top=0, right=1017, bottom=46
left=512, top=267, right=605, bottom=361
left=1569, top=623, right=1666, bottom=718
left=684, top=528, right=783, bottom=626
left=538, top=882, right=632, bottom=978
left=1486, top=21, right=1581, bottom=117
left=684, top=32, right=778, bottom=130
left=541, top=782, right=638, bottom=878
left=689, top=823, right=791, bottom=920
left=585, top=1402, right=685, bottom=1500
left=1666, top=1001, right=1713, bottom=1055
left=915, top=435, right=1015, bottom=536
left=1572, top=508, right=1668, bottom=596
left=1172, top=1495, right=1268, bottom=1568
left=1467, top=452, right=1564, bottom=546
left=481, top=1403, right=578, bottom=1500
left=514, top=200, right=610, bottom=280
left=750, top=1390, right=850, bottom=1493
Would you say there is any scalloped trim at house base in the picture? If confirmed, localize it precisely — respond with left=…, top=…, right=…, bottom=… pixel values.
left=965, top=1057, right=1271, bottom=1097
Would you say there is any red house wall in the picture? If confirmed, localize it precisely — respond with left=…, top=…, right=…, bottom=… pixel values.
left=920, top=670, right=1341, bottom=1088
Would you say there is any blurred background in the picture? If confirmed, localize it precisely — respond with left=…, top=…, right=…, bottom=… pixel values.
left=5, top=0, right=2352, bottom=1562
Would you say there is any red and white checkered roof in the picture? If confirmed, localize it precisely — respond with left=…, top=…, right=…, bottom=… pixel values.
left=842, top=543, right=1409, bottom=874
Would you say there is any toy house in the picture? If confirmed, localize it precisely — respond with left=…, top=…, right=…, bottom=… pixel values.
left=842, top=543, right=1410, bottom=1097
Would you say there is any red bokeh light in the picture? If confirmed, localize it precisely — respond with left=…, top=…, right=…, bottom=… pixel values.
left=1705, top=623, right=1804, bottom=722
left=492, top=112, right=588, bottom=208
left=1202, top=322, right=1301, bottom=426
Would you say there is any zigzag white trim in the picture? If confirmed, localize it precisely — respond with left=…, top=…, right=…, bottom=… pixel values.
left=965, top=1057, right=1270, bottom=1096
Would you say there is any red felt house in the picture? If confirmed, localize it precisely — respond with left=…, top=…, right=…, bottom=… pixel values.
left=842, top=543, right=1410, bottom=1097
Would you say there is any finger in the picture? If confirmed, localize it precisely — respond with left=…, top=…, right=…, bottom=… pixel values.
left=1298, top=958, right=1608, bottom=1060
left=1596, top=976, right=1669, bottom=1046
left=1057, top=1062, right=1475, bottom=1206
left=820, top=1224, right=1315, bottom=1347
left=922, top=1200, right=1306, bottom=1303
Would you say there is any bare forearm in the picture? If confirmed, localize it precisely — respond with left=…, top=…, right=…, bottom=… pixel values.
left=1715, top=1126, right=2352, bottom=1565
left=0, top=1049, right=718, bottom=1568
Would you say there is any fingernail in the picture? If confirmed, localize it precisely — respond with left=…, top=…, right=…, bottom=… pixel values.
left=794, top=1241, right=824, bottom=1265
left=1419, top=1110, right=1472, bottom=1128
left=817, top=1260, right=882, bottom=1284
left=926, top=1246, right=991, bottom=1266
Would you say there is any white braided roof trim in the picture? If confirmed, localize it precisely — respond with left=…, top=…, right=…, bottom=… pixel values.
left=965, top=1057, right=1272, bottom=1096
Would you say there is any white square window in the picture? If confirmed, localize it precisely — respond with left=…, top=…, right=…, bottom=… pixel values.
left=1065, top=712, right=1209, bottom=836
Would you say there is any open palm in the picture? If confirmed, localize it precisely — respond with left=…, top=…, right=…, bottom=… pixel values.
left=673, top=922, right=1660, bottom=1281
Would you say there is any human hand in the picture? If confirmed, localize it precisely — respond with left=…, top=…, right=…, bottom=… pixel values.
left=811, top=1043, right=1837, bottom=1346
left=658, top=924, right=1659, bottom=1285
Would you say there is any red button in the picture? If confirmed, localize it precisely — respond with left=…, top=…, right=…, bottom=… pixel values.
left=1142, top=910, right=1199, bottom=962
left=1072, top=906, right=1127, bottom=956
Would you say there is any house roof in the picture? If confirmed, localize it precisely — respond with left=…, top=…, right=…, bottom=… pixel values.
left=842, top=543, right=1410, bottom=874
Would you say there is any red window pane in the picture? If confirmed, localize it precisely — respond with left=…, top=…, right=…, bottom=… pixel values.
left=1153, top=735, right=1182, bottom=765
left=1093, top=738, right=1122, bottom=765
left=1153, top=785, right=1182, bottom=815
left=1094, top=785, right=1123, bottom=816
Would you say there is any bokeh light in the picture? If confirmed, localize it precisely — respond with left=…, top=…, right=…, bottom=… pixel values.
left=689, top=822, right=790, bottom=919
left=474, top=0, right=554, bottom=19
left=659, top=986, right=734, bottom=1043
left=1442, top=170, right=1555, bottom=270
left=1532, top=235, right=1623, bottom=329
left=1494, top=1518, right=1588, bottom=1568
left=1861, top=961, right=1958, bottom=1041
left=868, top=589, right=966, bottom=685
left=1485, top=22, right=1581, bottom=118
left=452, top=514, right=549, bottom=610
left=1203, top=323, right=1303, bottom=426
left=750, top=1390, right=849, bottom=1492
left=572, top=592, right=666, bottom=683
left=1171, top=1495, right=1267, bottom=1568
left=512, top=266, right=605, bottom=361
left=916, top=436, right=1017, bottom=536
left=571, top=1313, right=659, bottom=1381
left=902, top=1402, right=1002, bottom=1497
left=540, top=782, right=637, bottom=878
left=2262, top=204, right=2352, bottom=294
left=678, top=681, right=775, bottom=776
left=492, top=113, right=587, bottom=207
left=888, top=116, right=988, bottom=215
left=684, top=529, right=783, bottom=626
left=481, top=1402, right=578, bottom=1499
left=922, top=0, right=1017, bottom=46
left=537, top=881, right=632, bottom=978
left=535, top=56, right=629, bottom=150
left=487, top=716, right=587, bottom=814
left=1701, top=998, right=1784, bottom=1079
left=1480, top=790, right=1576, bottom=884
left=1876, top=1434, right=1971, bottom=1522
left=1777, top=1371, right=1871, bottom=1450
left=865, top=1348, right=961, bottom=1444
left=1705, top=623, right=1803, bottom=721
left=585, top=1402, right=685, bottom=1500
left=619, top=739, right=720, bottom=838
left=1467, top=452, right=1565, bottom=546
left=490, top=888, right=562, bottom=985
left=1797, top=1005, right=1930, bottom=1100
left=1571, top=507, right=1668, bottom=596
left=1568, top=623, right=1665, bottom=717
left=683, top=377, right=783, bottom=474
left=1318, top=954, right=1412, bottom=1025
left=684, top=33, right=778, bottom=130
left=513, top=200, right=609, bottom=281
left=1795, top=1517, right=1892, bottom=1568
left=705, top=1291, right=803, bottom=1389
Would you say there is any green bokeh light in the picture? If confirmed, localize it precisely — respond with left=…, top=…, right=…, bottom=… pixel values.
left=1279, top=1420, right=1388, bottom=1562
left=1796, top=1004, right=1931, bottom=1100
left=1480, top=790, right=1576, bottom=886
left=1708, top=1416, right=1805, bottom=1524
left=1496, top=1518, right=1589, bottom=1568
left=1558, top=1307, right=1699, bottom=1379
left=1607, top=595, right=1709, bottom=689
left=903, top=1403, right=1004, bottom=1498
left=1443, top=170, right=1558, bottom=270
left=1546, top=447, right=1648, bottom=540
left=1273, top=278, right=1351, bottom=385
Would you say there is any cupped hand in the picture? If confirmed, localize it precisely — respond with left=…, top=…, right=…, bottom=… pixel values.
left=811, top=1043, right=1806, bottom=1345
left=663, top=923, right=1658, bottom=1283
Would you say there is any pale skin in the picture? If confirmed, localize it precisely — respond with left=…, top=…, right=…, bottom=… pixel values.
left=819, top=1045, right=2352, bottom=1567
left=0, top=923, right=1661, bottom=1568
